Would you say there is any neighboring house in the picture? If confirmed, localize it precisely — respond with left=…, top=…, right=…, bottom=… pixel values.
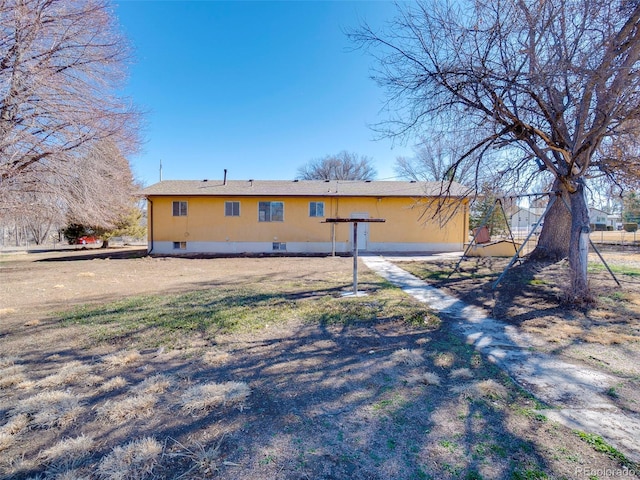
left=607, top=213, right=622, bottom=230
left=589, top=207, right=610, bottom=227
left=589, top=207, right=622, bottom=229
left=510, top=204, right=619, bottom=233
left=510, top=207, right=545, bottom=234
left=142, top=179, right=470, bottom=255
left=592, top=208, right=623, bottom=230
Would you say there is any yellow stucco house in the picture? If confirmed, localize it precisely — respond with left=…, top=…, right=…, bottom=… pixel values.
left=142, top=179, right=470, bottom=255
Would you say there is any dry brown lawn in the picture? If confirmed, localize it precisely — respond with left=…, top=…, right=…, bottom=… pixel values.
left=0, top=247, right=638, bottom=479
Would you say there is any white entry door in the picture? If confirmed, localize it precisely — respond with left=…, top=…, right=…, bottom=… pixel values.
left=350, top=212, right=369, bottom=251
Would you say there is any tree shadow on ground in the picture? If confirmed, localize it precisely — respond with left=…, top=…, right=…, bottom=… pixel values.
left=400, top=255, right=640, bottom=329
left=2, top=254, right=636, bottom=479
left=396, top=255, right=640, bottom=421
left=35, top=247, right=148, bottom=262
left=3, top=286, right=603, bottom=480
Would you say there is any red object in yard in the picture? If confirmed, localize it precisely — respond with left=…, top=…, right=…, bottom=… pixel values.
left=473, top=226, right=491, bottom=244
left=75, top=236, right=98, bottom=245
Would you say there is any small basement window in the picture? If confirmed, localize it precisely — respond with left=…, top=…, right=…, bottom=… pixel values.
left=272, top=242, right=287, bottom=251
left=173, top=241, right=187, bottom=250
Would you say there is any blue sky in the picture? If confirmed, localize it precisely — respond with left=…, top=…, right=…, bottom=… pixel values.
left=114, top=1, right=414, bottom=186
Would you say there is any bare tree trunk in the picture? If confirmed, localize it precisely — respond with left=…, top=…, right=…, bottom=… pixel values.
left=26, top=218, right=52, bottom=245
left=568, top=180, right=591, bottom=301
left=529, top=178, right=591, bottom=301
left=530, top=179, right=571, bottom=260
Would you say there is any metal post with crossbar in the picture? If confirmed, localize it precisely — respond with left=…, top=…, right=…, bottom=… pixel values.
left=324, top=218, right=385, bottom=295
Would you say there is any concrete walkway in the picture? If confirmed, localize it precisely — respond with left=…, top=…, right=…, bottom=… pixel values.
left=363, top=255, right=640, bottom=463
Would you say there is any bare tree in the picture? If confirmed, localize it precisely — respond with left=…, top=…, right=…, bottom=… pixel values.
left=1, top=139, right=140, bottom=247
left=352, top=0, right=640, bottom=301
left=0, top=185, right=68, bottom=245
left=395, top=134, right=484, bottom=185
left=297, top=151, right=377, bottom=180
left=64, top=140, right=140, bottom=230
left=22, top=198, right=57, bottom=244
left=0, top=0, right=139, bottom=228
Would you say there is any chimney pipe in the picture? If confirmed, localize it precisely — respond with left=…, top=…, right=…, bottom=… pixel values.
left=223, top=169, right=227, bottom=186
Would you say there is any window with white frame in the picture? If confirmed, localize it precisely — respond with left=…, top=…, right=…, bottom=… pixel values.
left=173, top=241, right=187, bottom=250
left=172, top=201, right=188, bottom=216
left=225, top=201, right=240, bottom=217
left=309, top=201, right=325, bottom=217
left=258, top=201, right=284, bottom=222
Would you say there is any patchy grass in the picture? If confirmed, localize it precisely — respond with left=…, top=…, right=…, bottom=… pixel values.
left=98, top=376, right=128, bottom=393
left=450, top=379, right=509, bottom=400
left=167, top=436, right=226, bottom=477
left=0, top=364, right=27, bottom=389
left=574, top=431, right=636, bottom=468
left=36, top=361, right=97, bottom=388
left=588, top=262, right=640, bottom=277
left=58, top=274, right=437, bottom=348
left=180, top=381, right=251, bottom=415
left=202, top=349, right=232, bottom=366
left=39, top=434, right=95, bottom=464
left=11, top=390, right=84, bottom=429
left=130, top=374, right=172, bottom=395
left=2, top=253, right=639, bottom=479
left=97, top=394, right=158, bottom=424
left=391, top=348, right=424, bottom=366
left=96, top=437, right=162, bottom=480
left=450, top=368, right=474, bottom=380
left=102, top=351, right=142, bottom=369
left=404, top=371, right=442, bottom=386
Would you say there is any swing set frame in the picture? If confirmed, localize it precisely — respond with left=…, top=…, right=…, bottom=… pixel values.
left=450, top=191, right=620, bottom=288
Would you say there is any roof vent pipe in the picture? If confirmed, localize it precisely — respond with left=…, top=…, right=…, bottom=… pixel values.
left=223, top=169, right=227, bottom=185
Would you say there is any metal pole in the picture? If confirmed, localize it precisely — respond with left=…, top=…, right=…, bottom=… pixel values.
left=589, top=238, right=621, bottom=286
left=353, top=222, right=358, bottom=295
left=331, top=223, right=336, bottom=257
left=556, top=195, right=621, bottom=287
left=450, top=198, right=501, bottom=278
left=497, top=199, right=519, bottom=257
left=493, top=195, right=557, bottom=289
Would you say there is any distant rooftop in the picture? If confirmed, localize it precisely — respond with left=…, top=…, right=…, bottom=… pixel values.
left=142, top=179, right=472, bottom=198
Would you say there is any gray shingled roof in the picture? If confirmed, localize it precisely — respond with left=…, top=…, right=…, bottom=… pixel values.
left=142, top=179, right=471, bottom=198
